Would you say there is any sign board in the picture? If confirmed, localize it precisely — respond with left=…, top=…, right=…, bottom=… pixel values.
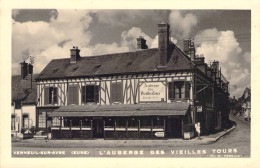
left=197, top=106, right=202, bottom=112
left=139, top=82, right=166, bottom=102
left=154, top=132, right=165, bottom=137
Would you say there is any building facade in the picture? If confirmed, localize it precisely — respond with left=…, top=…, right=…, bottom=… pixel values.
left=240, top=87, right=251, bottom=121
left=11, top=61, right=37, bottom=137
left=35, top=23, right=229, bottom=139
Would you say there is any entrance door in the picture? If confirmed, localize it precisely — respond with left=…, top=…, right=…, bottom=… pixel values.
left=93, top=119, right=104, bottom=138
left=172, top=117, right=182, bottom=138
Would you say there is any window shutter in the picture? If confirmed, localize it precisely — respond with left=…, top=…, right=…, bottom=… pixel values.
left=44, top=87, right=49, bottom=105
left=74, top=86, right=78, bottom=104
left=68, top=86, right=78, bottom=105
left=185, top=82, right=191, bottom=99
left=168, top=82, right=174, bottom=100
left=82, top=86, right=86, bottom=103
left=94, top=85, right=100, bottom=103
left=53, top=87, right=58, bottom=104
left=68, top=87, right=73, bottom=105
left=116, top=82, right=123, bottom=102
left=111, top=83, right=117, bottom=103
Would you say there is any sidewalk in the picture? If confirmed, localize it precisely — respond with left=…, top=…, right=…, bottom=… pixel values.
left=12, top=125, right=236, bottom=148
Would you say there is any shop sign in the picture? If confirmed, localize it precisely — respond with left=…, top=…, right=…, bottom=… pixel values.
left=154, top=132, right=165, bottom=137
left=197, top=106, right=202, bottom=112
left=139, top=82, right=166, bottom=102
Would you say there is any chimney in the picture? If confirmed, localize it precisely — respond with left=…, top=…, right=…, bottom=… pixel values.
left=20, top=61, right=28, bottom=79
left=70, top=46, right=80, bottom=63
left=212, top=60, right=219, bottom=72
left=183, top=39, right=196, bottom=60
left=137, top=36, right=148, bottom=49
left=158, top=22, right=170, bottom=66
left=28, top=63, right=33, bottom=75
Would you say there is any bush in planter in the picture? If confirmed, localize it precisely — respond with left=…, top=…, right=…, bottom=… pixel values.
left=29, top=126, right=39, bottom=135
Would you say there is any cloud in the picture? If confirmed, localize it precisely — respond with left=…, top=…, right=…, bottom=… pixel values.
left=12, top=9, right=93, bottom=74
left=169, top=11, right=198, bottom=40
left=195, top=28, right=250, bottom=97
left=12, top=9, right=158, bottom=75
left=243, top=51, right=251, bottom=64
left=94, top=10, right=169, bottom=27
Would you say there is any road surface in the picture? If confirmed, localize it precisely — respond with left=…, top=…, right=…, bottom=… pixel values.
left=12, top=114, right=250, bottom=157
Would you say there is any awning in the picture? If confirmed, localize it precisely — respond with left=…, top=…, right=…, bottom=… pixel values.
left=48, top=102, right=190, bottom=117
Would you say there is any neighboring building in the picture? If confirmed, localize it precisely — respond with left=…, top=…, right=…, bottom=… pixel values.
left=239, top=87, right=251, bottom=121
left=11, top=61, right=38, bottom=136
left=36, top=23, right=230, bottom=139
left=229, top=96, right=240, bottom=115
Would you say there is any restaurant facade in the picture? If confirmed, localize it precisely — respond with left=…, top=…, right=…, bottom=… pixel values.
left=35, top=23, right=230, bottom=139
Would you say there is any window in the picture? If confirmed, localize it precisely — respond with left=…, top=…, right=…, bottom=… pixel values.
left=38, top=111, right=46, bottom=128
left=111, top=81, right=123, bottom=103
left=68, top=85, right=79, bottom=105
left=22, top=114, right=29, bottom=128
left=11, top=115, right=15, bottom=130
left=52, top=117, right=60, bottom=127
left=168, top=81, right=190, bottom=100
left=82, top=85, right=99, bottom=103
left=44, top=87, right=58, bottom=105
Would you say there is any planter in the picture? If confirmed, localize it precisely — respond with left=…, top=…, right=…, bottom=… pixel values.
left=23, top=134, right=34, bottom=139
left=183, top=131, right=194, bottom=140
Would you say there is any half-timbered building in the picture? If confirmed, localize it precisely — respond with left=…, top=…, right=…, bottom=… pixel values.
left=36, top=23, right=230, bottom=139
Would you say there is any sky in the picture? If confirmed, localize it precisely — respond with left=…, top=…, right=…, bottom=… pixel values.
left=12, top=9, right=251, bottom=98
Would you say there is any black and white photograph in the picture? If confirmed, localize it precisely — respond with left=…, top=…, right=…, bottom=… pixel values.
left=10, top=9, right=251, bottom=158
left=1, top=2, right=259, bottom=167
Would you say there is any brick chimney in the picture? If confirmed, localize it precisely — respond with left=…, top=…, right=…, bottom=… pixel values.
left=212, top=60, right=219, bottom=72
left=137, top=36, right=148, bottom=49
left=28, top=63, right=33, bottom=75
left=183, top=39, right=196, bottom=60
left=70, top=46, right=80, bottom=63
left=158, top=22, right=170, bottom=66
left=20, top=61, right=33, bottom=79
left=20, top=61, right=28, bottom=79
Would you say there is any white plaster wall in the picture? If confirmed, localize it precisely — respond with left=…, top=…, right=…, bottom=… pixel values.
left=21, top=105, right=36, bottom=128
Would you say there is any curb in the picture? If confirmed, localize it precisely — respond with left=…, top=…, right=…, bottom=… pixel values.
left=204, top=125, right=236, bottom=144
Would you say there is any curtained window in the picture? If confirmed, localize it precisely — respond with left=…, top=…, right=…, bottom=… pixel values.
left=82, top=85, right=99, bottom=103
left=168, top=81, right=190, bottom=100
left=44, top=87, right=58, bottom=105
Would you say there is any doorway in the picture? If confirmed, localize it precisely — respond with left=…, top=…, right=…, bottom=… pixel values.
left=92, top=119, right=104, bottom=138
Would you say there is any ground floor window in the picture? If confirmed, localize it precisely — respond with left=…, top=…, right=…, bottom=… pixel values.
left=22, top=114, right=29, bottom=128
left=63, top=117, right=91, bottom=127
left=52, top=117, right=60, bottom=127
left=38, top=111, right=46, bottom=128
left=11, top=115, right=15, bottom=130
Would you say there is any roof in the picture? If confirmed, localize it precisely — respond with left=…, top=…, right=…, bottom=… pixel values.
left=12, top=74, right=39, bottom=103
left=48, top=102, right=190, bottom=117
left=37, top=45, right=195, bottom=80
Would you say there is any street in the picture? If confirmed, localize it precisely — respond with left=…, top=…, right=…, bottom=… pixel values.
left=12, top=114, right=250, bottom=158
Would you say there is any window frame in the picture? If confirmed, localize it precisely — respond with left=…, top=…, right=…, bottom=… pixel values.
left=44, top=86, right=58, bottom=105
left=82, top=84, right=100, bottom=104
left=11, top=114, right=16, bottom=130
left=38, top=111, right=46, bottom=128
left=168, top=81, right=190, bottom=101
